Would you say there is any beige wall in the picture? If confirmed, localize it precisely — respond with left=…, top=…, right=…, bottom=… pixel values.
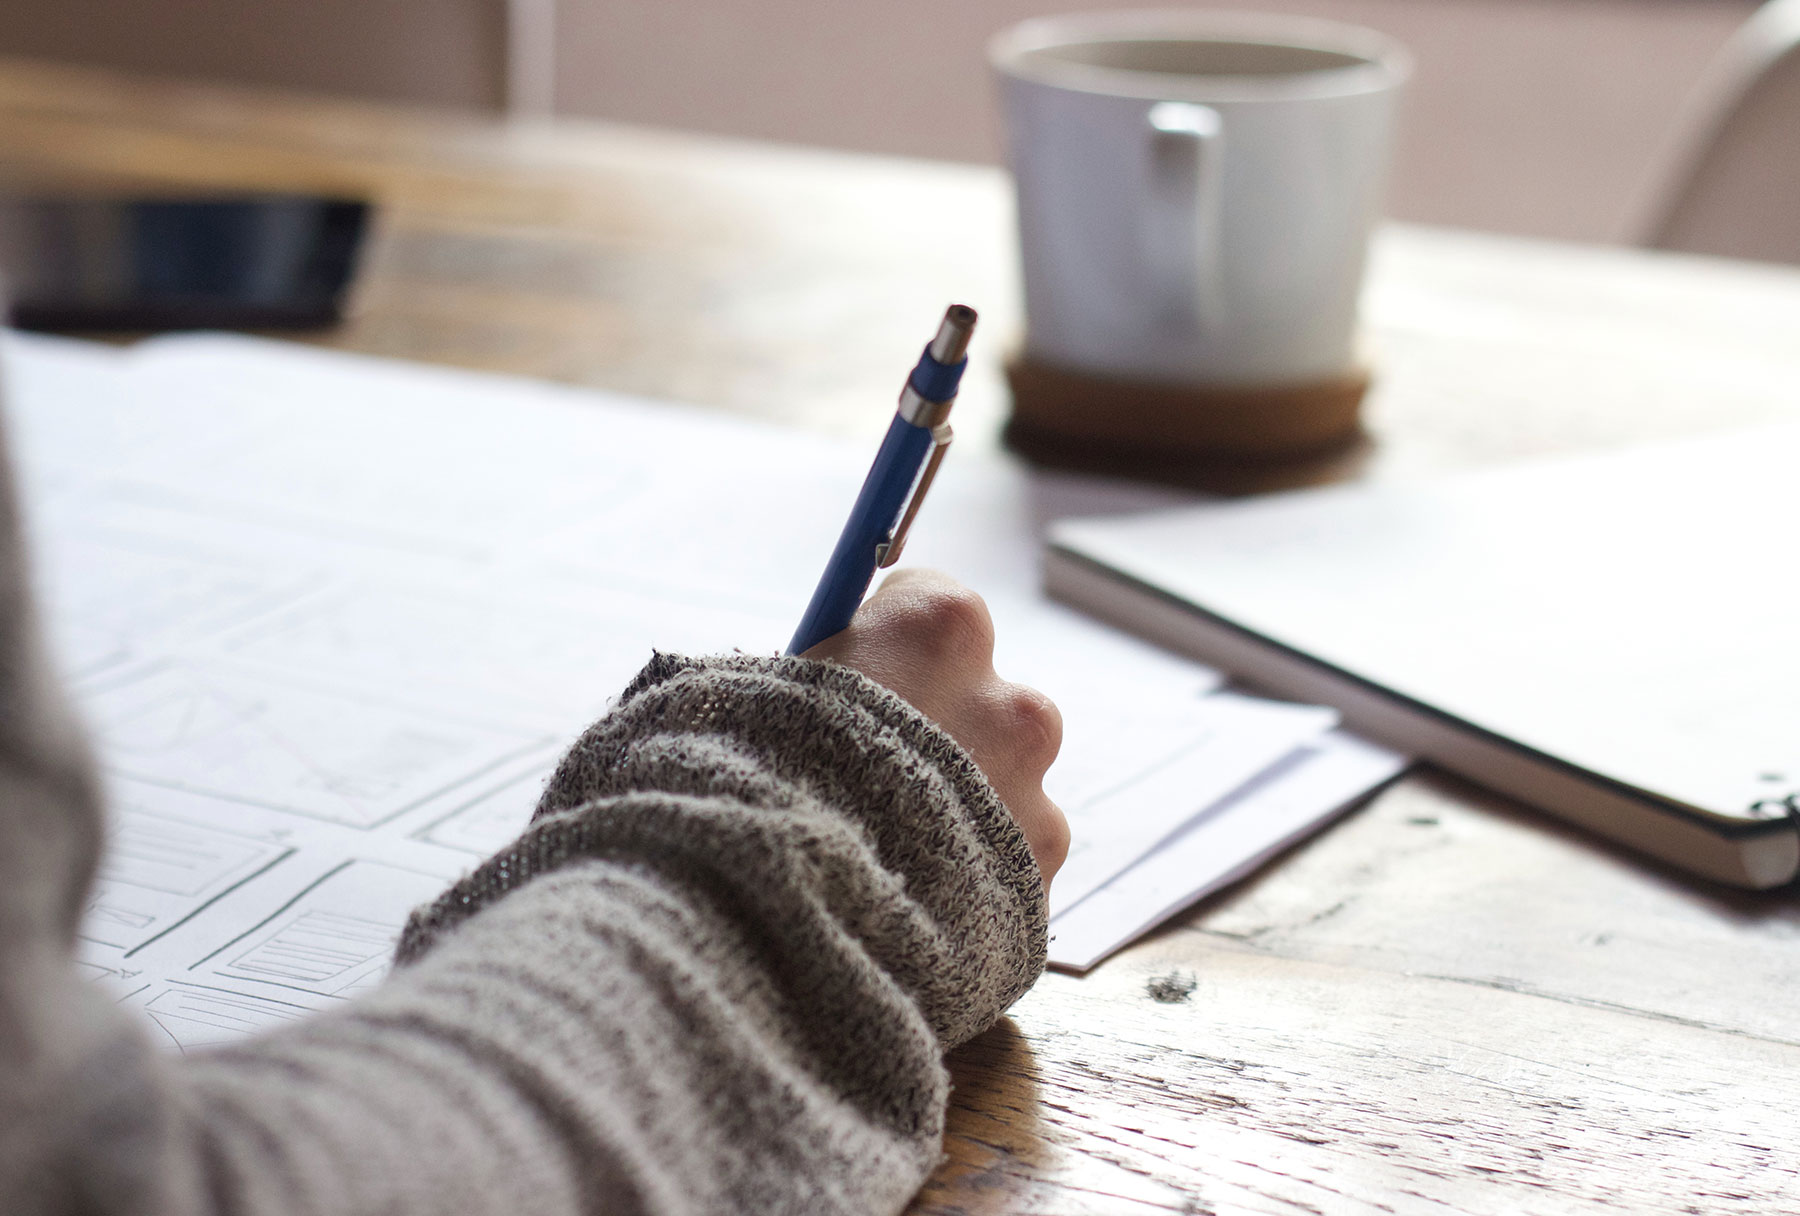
left=549, top=0, right=1757, bottom=242
left=0, top=0, right=507, bottom=109
left=0, top=0, right=1761, bottom=242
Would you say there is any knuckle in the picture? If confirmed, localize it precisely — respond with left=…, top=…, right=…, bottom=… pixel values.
left=900, top=586, right=994, bottom=662
left=999, top=682, right=1063, bottom=770
left=1039, top=807, right=1072, bottom=873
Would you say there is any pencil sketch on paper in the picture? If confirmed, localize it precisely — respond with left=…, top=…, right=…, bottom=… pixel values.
left=142, top=985, right=312, bottom=1051
left=420, top=766, right=555, bottom=857
left=83, top=662, right=550, bottom=829
left=198, top=861, right=455, bottom=1002
left=81, top=805, right=291, bottom=952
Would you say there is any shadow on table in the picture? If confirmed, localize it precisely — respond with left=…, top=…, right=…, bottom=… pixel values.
left=911, top=1016, right=1050, bottom=1213
left=1419, top=767, right=1800, bottom=924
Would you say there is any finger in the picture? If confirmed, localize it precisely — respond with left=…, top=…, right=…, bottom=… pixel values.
left=963, top=681, right=1056, bottom=774
left=869, top=566, right=959, bottom=599
left=1012, top=681, right=1063, bottom=776
left=1008, top=789, right=1070, bottom=884
left=861, top=572, right=994, bottom=667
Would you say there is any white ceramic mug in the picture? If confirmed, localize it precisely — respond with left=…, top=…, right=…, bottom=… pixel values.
left=992, top=11, right=1409, bottom=387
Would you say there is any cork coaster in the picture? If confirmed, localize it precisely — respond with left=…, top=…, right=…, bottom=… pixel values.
left=1004, top=353, right=1372, bottom=488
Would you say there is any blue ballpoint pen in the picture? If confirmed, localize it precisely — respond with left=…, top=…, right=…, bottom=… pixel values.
left=787, top=304, right=977, bottom=654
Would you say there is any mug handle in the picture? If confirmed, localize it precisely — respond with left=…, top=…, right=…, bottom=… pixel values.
left=1145, top=101, right=1224, bottom=336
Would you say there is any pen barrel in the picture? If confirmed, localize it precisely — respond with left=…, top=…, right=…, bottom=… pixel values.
left=787, top=414, right=935, bottom=654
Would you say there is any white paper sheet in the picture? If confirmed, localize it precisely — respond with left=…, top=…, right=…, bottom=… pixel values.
left=1, top=330, right=1403, bottom=1041
left=1048, top=731, right=1409, bottom=971
left=1046, top=693, right=1338, bottom=918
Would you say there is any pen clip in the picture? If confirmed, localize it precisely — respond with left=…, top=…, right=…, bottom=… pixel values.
left=876, top=424, right=952, bottom=569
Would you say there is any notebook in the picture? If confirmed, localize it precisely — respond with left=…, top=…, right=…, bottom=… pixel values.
left=1046, top=424, right=1800, bottom=889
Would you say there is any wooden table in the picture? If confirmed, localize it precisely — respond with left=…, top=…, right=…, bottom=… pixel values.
left=4, top=58, right=1798, bottom=1214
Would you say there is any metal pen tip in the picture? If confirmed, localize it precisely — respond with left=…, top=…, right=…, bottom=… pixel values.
left=928, top=304, right=978, bottom=366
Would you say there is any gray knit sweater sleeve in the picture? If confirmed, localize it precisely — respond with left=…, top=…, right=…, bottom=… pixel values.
left=400, top=651, right=1046, bottom=1049
left=2, top=633, right=1048, bottom=1214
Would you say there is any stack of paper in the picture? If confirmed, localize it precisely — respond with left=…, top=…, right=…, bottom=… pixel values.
left=2, top=332, right=1405, bottom=1047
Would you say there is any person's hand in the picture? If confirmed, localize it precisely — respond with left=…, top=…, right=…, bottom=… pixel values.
left=803, top=568, right=1070, bottom=886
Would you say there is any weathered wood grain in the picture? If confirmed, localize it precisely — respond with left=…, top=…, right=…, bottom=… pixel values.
left=932, top=945, right=1798, bottom=1214
left=924, top=779, right=1800, bottom=1214
left=2, top=58, right=1797, bottom=1215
